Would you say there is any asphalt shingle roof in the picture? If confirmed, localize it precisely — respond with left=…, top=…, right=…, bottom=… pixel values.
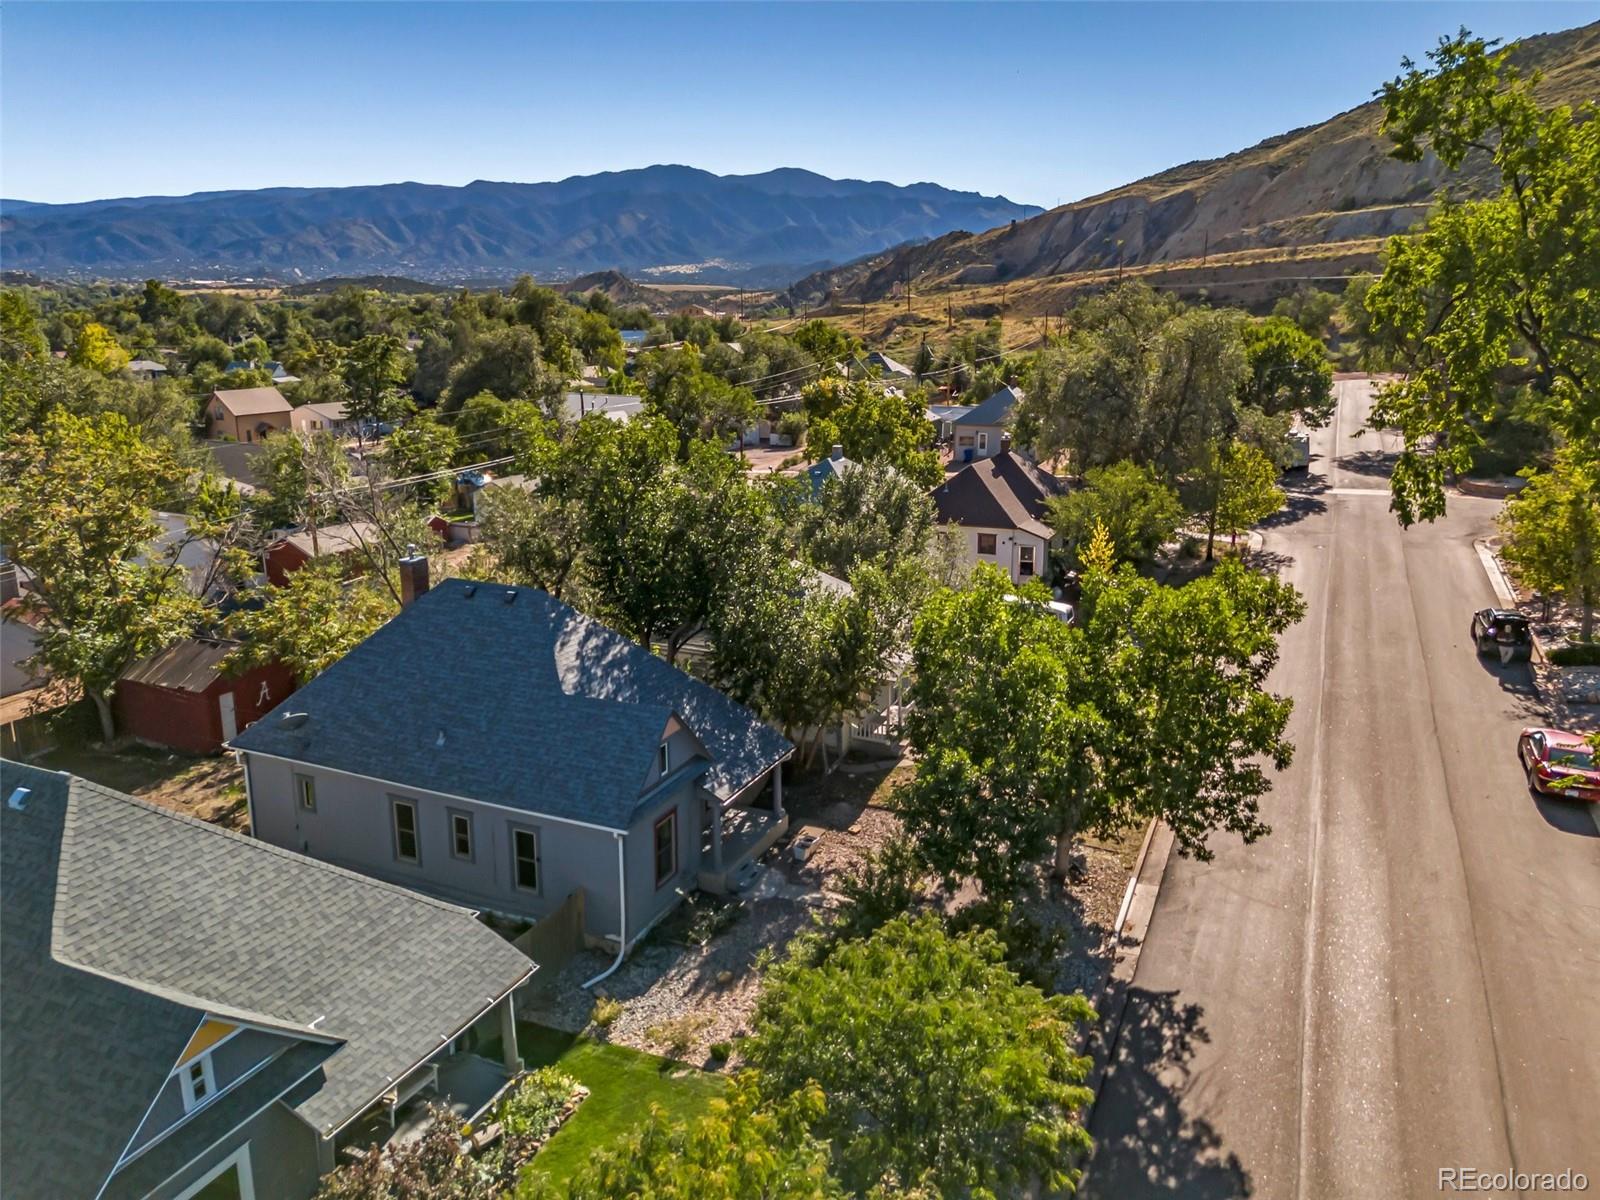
left=210, top=385, right=291, bottom=416
left=0, top=760, right=534, bottom=1196
left=931, top=450, right=1066, bottom=540
left=231, top=579, right=793, bottom=826
left=952, top=384, right=1024, bottom=427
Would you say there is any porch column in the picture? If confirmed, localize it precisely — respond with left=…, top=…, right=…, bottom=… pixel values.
left=771, top=764, right=785, bottom=820
left=709, top=797, right=724, bottom=869
left=499, top=993, right=523, bottom=1075
left=316, top=1135, right=336, bottom=1174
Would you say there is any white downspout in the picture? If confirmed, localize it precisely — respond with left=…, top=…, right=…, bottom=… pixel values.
left=582, top=831, right=628, bottom=990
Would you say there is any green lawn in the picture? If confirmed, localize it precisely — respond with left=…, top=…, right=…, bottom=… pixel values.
left=514, top=1023, right=726, bottom=1185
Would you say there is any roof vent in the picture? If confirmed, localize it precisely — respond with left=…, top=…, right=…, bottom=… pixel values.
left=278, top=712, right=309, bottom=730
left=502, top=589, right=517, bottom=604
left=463, top=584, right=477, bottom=598
left=6, top=787, right=29, bottom=811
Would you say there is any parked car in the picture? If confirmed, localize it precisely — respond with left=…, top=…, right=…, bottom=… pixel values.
left=1516, top=727, right=1600, bottom=802
left=1470, top=608, right=1532, bottom=661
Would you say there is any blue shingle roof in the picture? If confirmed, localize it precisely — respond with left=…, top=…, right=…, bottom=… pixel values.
left=952, top=384, right=1024, bottom=427
left=232, top=580, right=792, bottom=828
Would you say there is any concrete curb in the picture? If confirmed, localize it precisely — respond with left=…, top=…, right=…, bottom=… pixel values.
left=1080, top=819, right=1175, bottom=1123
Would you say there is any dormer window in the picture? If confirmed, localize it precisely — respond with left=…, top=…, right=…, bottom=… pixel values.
left=658, top=741, right=671, bottom=778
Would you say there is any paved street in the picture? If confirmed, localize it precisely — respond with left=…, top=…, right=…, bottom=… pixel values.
left=1085, top=379, right=1600, bottom=1199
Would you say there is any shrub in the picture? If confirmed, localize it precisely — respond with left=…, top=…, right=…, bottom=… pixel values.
left=682, top=896, right=744, bottom=946
left=946, top=898, right=1067, bottom=992
left=776, top=410, right=808, bottom=446
left=1549, top=642, right=1600, bottom=666
left=496, top=1066, right=576, bottom=1138
left=708, top=1041, right=734, bottom=1063
left=589, top=995, right=624, bottom=1028
left=646, top=1013, right=710, bottom=1057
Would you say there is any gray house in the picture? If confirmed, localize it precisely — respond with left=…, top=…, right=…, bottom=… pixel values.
left=231, top=573, right=794, bottom=964
left=0, top=761, right=534, bottom=1200
left=950, top=384, right=1024, bottom=463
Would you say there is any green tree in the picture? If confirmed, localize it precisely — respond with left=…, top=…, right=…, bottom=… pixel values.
left=802, top=378, right=940, bottom=488
left=1270, top=287, right=1339, bottom=339
left=0, top=290, right=49, bottom=361
left=574, top=309, right=625, bottom=372
left=226, top=559, right=394, bottom=684
left=1046, top=460, right=1184, bottom=568
left=1240, top=316, right=1335, bottom=427
left=385, top=416, right=460, bottom=505
left=1499, top=451, right=1599, bottom=641
left=791, top=318, right=858, bottom=366
left=253, top=429, right=353, bottom=531
left=0, top=410, right=202, bottom=739
left=444, top=326, right=559, bottom=413
left=899, top=560, right=1302, bottom=889
left=793, top=459, right=935, bottom=579
left=525, top=1079, right=843, bottom=1200
left=636, top=343, right=759, bottom=457
left=746, top=912, right=1095, bottom=1198
left=1367, top=29, right=1600, bottom=523
left=1194, top=441, right=1285, bottom=559
left=340, top=333, right=412, bottom=440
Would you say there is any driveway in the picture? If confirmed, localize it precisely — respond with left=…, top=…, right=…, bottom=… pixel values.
left=1085, top=378, right=1600, bottom=1198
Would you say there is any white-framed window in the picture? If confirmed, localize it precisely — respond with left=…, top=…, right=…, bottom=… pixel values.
left=180, top=1053, right=217, bottom=1112
left=977, top=431, right=989, bottom=452
left=1018, top=545, right=1036, bottom=577
left=512, top=827, right=540, bottom=892
left=392, top=798, right=420, bottom=863
left=295, top=775, right=316, bottom=812
left=658, top=741, right=671, bottom=778
left=449, top=810, right=473, bottom=861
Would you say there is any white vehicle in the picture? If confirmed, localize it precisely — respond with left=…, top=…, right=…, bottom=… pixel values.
left=1003, top=594, right=1075, bottom=625
left=1285, top=428, right=1311, bottom=471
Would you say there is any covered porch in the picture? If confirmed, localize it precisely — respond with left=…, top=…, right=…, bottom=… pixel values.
left=334, top=992, right=525, bottom=1164
left=697, top=767, right=788, bottom=895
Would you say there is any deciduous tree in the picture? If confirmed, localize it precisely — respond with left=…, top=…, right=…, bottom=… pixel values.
left=1367, top=29, right=1600, bottom=523
left=745, top=912, right=1095, bottom=1198
left=1499, top=451, right=1599, bottom=641
left=1046, top=460, right=1184, bottom=568
left=226, top=560, right=393, bottom=684
left=0, top=410, right=203, bottom=739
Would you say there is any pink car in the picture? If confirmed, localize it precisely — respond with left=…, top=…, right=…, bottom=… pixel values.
left=1517, top=727, right=1600, bottom=803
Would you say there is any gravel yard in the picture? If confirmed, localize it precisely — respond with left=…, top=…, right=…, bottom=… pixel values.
left=522, top=755, right=1145, bottom=1067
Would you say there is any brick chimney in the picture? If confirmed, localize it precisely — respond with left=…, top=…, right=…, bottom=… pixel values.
left=831, top=444, right=845, bottom=460
left=398, top=548, right=430, bottom=606
left=1000, top=432, right=1013, bottom=454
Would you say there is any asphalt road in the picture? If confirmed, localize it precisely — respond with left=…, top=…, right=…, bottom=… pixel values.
left=1085, top=378, right=1600, bottom=1199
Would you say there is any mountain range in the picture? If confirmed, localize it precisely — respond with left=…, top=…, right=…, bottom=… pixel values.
left=0, top=167, right=1041, bottom=288
left=784, top=21, right=1599, bottom=310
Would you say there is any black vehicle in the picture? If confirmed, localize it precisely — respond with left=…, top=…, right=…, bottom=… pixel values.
left=1470, top=608, right=1532, bottom=661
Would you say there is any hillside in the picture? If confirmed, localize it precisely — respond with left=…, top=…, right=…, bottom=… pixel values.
left=0, top=165, right=1040, bottom=289
left=784, top=21, right=1599, bottom=311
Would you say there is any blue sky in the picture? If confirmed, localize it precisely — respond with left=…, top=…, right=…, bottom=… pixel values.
left=4, top=2, right=1594, bottom=206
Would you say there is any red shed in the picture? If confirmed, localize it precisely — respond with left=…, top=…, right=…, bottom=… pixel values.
left=114, top=637, right=296, bottom=755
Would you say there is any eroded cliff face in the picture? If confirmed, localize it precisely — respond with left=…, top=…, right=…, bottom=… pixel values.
left=784, top=21, right=1598, bottom=307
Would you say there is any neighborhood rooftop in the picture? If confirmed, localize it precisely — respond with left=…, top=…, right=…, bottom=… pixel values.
left=230, top=578, right=794, bottom=828
left=952, top=383, right=1024, bottom=427
left=0, top=761, right=534, bottom=1198
left=209, top=385, right=292, bottom=415
left=930, top=449, right=1065, bottom=540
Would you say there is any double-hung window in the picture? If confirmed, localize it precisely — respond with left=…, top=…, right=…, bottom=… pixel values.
left=654, top=812, right=677, bottom=888
left=392, top=798, right=419, bottom=863
left=180, top=1054, right=216, bottom=1112
left=1018, top=545, right=1036, bottom=577
left=977, top=533, right=998, bottom=556
left=512, top=828, right=540, bottom=892
left=449, top=811, right=473, bottom=861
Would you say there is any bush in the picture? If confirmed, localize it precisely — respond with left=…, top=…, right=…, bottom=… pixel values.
left=646, top=1013, right=710, bottom=1057
left=708, top=1041, right=734, bottom=1063
left=496, top=1066, right=576, bottom=1138
left=589, top=995, right=624, bottom=1028
left=682, top=896, right=743, bottom=947
left=946, top=898, right=1066, bottom=992
left=1549, top=642, right=1600, bottom=666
